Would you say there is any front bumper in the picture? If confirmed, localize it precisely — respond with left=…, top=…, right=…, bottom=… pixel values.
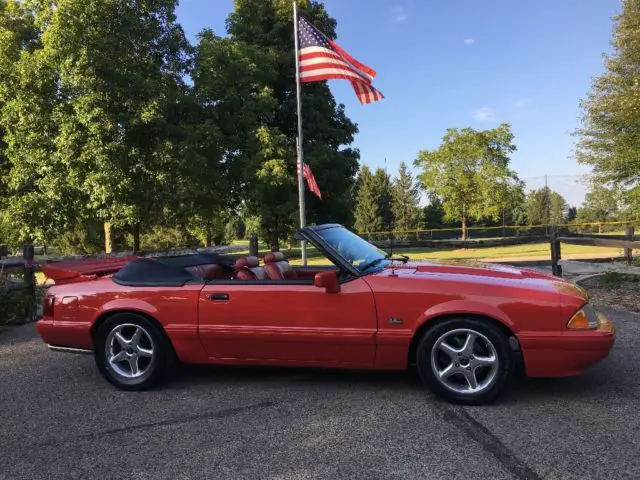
left=519, top=311, right=616, bottom=378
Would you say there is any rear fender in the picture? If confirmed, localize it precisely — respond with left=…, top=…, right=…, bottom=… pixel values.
left=93, top=299, right=159, bottom=323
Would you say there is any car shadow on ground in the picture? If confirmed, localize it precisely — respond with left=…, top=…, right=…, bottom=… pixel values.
left=165, top=360, right=617, bottom=407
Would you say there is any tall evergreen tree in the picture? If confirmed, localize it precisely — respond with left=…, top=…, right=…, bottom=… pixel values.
left=354, top=166, right=393, bottom=234
left=372, top=168, right=393, bottom=232
left=354, top=166, right=378, bottom=233
left=391, top=162, right=421, bottom=234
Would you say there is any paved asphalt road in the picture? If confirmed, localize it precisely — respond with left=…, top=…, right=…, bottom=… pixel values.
left=1, top=307, right=638, bottom=480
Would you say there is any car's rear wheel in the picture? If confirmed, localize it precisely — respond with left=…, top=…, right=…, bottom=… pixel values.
left=95, top=313, right=175, bottom=390
left=416, top=317, right=513, bottom=405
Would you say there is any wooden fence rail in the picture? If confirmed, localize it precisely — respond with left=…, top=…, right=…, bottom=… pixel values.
left=550, top=224, right=636, bottom=277
left=372, top=235, right=549, bottom=250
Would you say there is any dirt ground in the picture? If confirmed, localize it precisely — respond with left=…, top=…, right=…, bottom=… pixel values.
left=579, top=274, right=640, bottom=313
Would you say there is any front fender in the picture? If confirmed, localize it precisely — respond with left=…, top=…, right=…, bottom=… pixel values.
left=419, top=299, right=515, bottom=331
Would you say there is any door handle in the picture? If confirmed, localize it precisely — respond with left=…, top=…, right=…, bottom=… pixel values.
left=209, top=293, right=229, bottom=301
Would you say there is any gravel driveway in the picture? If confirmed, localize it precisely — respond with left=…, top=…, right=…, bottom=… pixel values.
left=0, top=307, right=638, bottom=480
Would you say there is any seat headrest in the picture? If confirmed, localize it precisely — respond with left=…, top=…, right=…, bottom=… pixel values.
left=234, top=256, right=260, bottom=269
left=264, top=251, right=285, bottom=264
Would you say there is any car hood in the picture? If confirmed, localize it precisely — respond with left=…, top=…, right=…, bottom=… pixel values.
left=375, top=258, right=588, bottom=301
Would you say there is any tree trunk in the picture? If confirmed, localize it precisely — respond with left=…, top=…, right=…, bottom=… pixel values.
left=104, top=223, right=113, bottom=254
left=269, top=232, right=279, bottom=252
left=598, top=223, right=603, bottom=234
left=461, top=216, right=467, bottom=241
left=270, top=216, right=280, bottom=251
left=132, top=223, right=141, bottom=253
left=205, top=229, right=213, bottom=247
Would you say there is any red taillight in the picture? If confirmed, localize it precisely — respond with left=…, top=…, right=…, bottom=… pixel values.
left=42, top=295, right=55, bottom=317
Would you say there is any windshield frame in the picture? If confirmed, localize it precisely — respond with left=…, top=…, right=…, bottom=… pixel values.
left=297, top=224, right=390, bottom=276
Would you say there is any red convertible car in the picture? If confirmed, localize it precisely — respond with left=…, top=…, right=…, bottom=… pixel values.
left=36, top=224, right=615, bottom=405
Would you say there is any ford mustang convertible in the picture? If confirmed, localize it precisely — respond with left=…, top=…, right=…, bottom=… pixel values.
left=36, top=224, right=615, bottom=405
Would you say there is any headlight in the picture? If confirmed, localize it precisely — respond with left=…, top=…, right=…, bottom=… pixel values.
left=567, top=303, right=599, bottom=330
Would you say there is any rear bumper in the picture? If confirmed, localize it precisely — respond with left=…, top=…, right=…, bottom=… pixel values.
left=36, top=317, right=94, bottom=351
left=520, top=312, right=615, bottom=378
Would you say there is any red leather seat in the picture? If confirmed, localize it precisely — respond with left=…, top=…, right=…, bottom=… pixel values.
left=263, top=252, right=298, bottom=280
left=233, top=256, right=267, bottom=280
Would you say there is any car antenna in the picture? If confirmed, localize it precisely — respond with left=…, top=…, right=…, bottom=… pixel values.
left=388, top=233, right=397, bottom=276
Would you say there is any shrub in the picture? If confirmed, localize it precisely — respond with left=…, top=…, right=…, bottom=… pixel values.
left=0, top=268, right=41, bottom=326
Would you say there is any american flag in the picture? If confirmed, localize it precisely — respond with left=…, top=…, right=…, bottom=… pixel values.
left=297, top=157, right=322, bottom=199
left=297, top=15, right=384, bottom=105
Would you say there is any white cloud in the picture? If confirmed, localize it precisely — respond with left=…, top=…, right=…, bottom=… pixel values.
left=513, top=97, right=533, bottom=108
left=391, top=6, right=407, bottom=23
left=473, top=107, right=496, bottom=121
left=463, top=38, right=475, bottom=45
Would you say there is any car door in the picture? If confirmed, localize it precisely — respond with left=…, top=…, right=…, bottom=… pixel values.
left=197, top=276, right=377, bottom=368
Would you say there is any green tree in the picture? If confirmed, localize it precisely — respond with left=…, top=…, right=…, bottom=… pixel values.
left=354, top=166, right=379, bottom=233
left=576, top=185, right=621, bottom=228
left=193, top=0, right=360, bottom=246
left=391, top=162, right=421, bottom=234
left=0, top=0, right=63, bottom=245
left=372, top=168, right=393, bottom=232
left=353, top=166, right=393, bottom=234
left=525, top=187, right=568, bottom=226
left=414, top=123, right=518, bottom=240
left=575, top=0, right=640, bottom=209
left=423, top=195, right=446, bottom=227
left=1, top=0, right=198, bottom=252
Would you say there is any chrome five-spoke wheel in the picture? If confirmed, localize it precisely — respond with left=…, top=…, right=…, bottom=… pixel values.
left=96, top=313, right=175, bottom=390
left=105, top=323, right=155, bottom=379
left=430, top=328, right=498, bottom=394
left=416, top=318, right=513, bottom=405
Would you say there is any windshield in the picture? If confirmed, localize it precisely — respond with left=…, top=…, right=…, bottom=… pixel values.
left=315, top=226, right=389, bottom=272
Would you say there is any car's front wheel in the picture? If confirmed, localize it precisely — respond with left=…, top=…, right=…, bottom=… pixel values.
left=95, top=313, right=175, bottom=390
left=416, top=317, right=513, bottom=405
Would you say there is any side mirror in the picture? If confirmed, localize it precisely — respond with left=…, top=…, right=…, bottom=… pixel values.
left=314, top=270, right=340, bottom=293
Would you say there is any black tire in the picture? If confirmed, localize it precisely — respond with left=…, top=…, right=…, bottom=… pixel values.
left=416, top=317, right=513, bottom=405
left=95, top=313, right=176, bottom=391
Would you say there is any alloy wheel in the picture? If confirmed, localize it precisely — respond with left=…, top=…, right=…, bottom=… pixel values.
left=105, top=323, right=155, bottom=379
left=430, top=328, right=499, bottom=394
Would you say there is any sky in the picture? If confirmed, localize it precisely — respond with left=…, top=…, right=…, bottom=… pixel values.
left=175, top=0, right=622, bottom=207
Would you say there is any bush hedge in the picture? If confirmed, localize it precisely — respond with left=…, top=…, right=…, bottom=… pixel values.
left=0, top=268, right=42, bottom=326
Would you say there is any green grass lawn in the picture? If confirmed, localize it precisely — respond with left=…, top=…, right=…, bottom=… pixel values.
left=283, top=242, right=633, bottom=266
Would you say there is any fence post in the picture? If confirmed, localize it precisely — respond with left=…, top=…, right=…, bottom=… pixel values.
left=550, top=226, right=562, bottom=277
left=624, top=224, right=635, bottom=264
left=23, top=243, right=36, bottom=321
left=248, top=233, right=258, bottom=257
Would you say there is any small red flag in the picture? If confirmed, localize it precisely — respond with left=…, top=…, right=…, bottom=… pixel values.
left=297, top=158, right=322, bottom=200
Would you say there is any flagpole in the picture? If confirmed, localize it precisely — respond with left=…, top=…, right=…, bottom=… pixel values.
left=293, top=0, right=307, bottom=266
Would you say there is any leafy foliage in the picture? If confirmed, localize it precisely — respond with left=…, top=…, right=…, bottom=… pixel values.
left=193, top=0, right=359, bottom=248
left=575, top=0, right=640, bottom=213
left=576, top=185, right=621, bottom=224
left=525, top=187, right=568, bottom=225
left=0, top=0, right=204, bottom=251
left=415, top=123, right=519, bottom=239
